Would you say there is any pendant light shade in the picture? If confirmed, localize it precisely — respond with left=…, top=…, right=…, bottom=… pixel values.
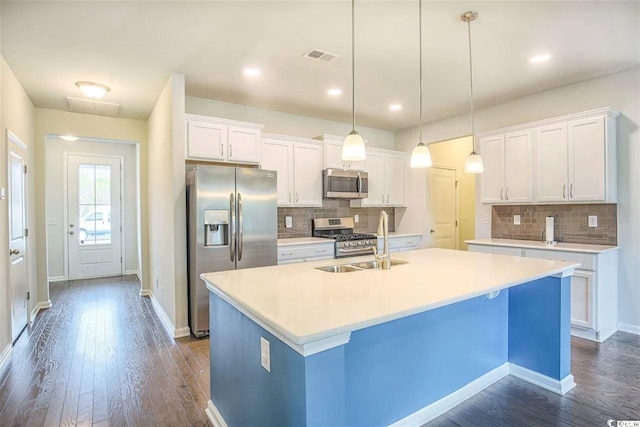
left=462, top=11, right=483, bottom=174
left=343, top=130, right=366, bottom=161
left=342, top=0, right=366, bottom=161
left=410, top=0, right=432, bottom=169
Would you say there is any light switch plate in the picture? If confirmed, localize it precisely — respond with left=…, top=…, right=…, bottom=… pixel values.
left=47, top=217, right=57, bottom=225
left=483, top=214, right=489, bottom=224
left=260, top=337, right=271, bottom=372
left=354, top=214, right=359, bottom=223
left=588, top=215, right=598, bottom=228
left=514, top=215, right=521, bottom=225
left=285, top=216, right=293, bottom=228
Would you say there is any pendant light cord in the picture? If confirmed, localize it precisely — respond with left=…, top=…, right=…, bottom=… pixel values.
left=352, top=0, right=356, bottom=132
left=467, top=18, right=475, bottom=151
left=418, top=0, right=423, bottom=144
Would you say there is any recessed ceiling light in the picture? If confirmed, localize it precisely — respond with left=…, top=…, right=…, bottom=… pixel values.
left=327, top=88, right=342, bottom=96
left=75, top=81, right=110, bottom=99
left=529, top=54, right=551, bottom=64
left=389, top=104, right=402, bottom=111
left=60, top=135, right=79, bottom=141
left=243, top=68, right=261, bottom=77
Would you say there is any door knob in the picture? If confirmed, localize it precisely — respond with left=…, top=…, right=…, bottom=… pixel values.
left=9, top=249, right=19, bottom=255
left=69, top=231, right=75, bottom=235
left=430, top=229, right=435, bottom=234
left=69, top=224, right=74, bottom=228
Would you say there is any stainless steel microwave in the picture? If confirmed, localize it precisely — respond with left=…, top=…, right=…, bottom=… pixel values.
left=322, top=169, right=368, bottom=199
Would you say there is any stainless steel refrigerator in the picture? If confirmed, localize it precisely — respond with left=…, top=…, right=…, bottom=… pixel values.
left=187, top=165, right=277, bottom=337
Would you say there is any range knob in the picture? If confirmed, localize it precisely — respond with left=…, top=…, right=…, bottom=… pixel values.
left=345, top=242, right=351, bottom=247
left=357, top=241, right=364, bottom=246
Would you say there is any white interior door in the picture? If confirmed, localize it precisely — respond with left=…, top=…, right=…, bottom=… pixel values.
left=8, top=132, right=28, bottom=342
left=429, top=168, right=457, bottom=250
left=67, top=155, right=122, bottom=279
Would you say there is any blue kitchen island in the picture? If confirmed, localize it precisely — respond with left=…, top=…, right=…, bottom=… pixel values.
left=202, top=248, right=578, bottom=427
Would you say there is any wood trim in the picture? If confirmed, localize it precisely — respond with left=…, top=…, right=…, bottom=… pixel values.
left=617, top=322, right=640, bottom=335
left=205, top=400, right=229, bottom=427
left=148, top=292, right=191, bottom=339
left=30, top=300, right=52, bottom=321
left=48, top=276, right=66, bottom=282
left=186, top=113, right=264, bottom=130
left=0, top=344, right=12, bottom=373
left=508, top=363, right=576, bottom=395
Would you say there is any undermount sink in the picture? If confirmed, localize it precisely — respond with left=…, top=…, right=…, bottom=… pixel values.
left=315, top=259, right=409, bottom=273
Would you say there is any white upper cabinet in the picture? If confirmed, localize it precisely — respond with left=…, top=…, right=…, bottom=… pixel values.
left=186, top=114, right=263, bottom=164
left=261, top=137, right=294, bottom=206
left=479, top=107, right=618, bottom=205
left=351, top=148, right=406, bottom=207
left=319, top=134, right=365, bottom=171
left=261, top=134, right=323, bottom=207
left=480, top=130, right=533, bottom=204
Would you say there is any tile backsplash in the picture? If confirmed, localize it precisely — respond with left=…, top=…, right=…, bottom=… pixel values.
left=278, top=199, right=395, bottom=238
left=492, top=204, right=617, bottom=245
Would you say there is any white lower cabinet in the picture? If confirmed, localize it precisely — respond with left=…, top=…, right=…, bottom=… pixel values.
left=467, top=243, right=618, bottom=342
left=277, top=242, right=334, bottom=265
left=378, top=235, right=422, bottom=253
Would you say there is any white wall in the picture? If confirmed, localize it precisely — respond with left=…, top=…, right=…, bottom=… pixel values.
left=45, top=137, right=139, bottom=279
left=34, top=108, right=149, bottom=304
left=186, top=96, right=395, bottom=149
left=147, top=73, right=188, bottom=336
left=0, top=56, right=36, bottom=354
left=395, top=68, right=640, bottom=331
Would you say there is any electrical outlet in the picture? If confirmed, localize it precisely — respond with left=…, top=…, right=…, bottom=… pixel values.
left=588, top=215, right=598, bottom=228
left=483, top=214, right=489, bottom=224
left=285, top=216, right=293, bottom=228
left=514, top=215, right=521, bottom=225
left=354, top=214, right=359, bottom=223
left=155, top=278, right=159, bottom=288
left=47, top=217, right=57, bottom=225
left=260, top=337, right=270, bottom=372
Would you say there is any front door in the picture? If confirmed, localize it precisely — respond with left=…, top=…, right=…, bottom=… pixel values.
left=7, top=131, right=28, bottom=342
left=429, top=167, right=457, bottom=249
left=67, top=155, right=122, bottom=279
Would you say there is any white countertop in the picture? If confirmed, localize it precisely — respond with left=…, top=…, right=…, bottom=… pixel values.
left=277, top=237, right=334, bottom=246
left=377, top=232, right=422, bottom=239
left=466, top=238, right=619, bottom=254
left=202, top=248, right=577, bottom=355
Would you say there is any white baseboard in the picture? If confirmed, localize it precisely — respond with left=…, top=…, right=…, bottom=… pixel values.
left=139, top=289, right=151, bottom=297
left=0, top=343, right=12, bottom=373
left=148, top=292, right=191, bottom=339
left=206, top=400, right=229, bottom=427
left=390, top=363, right=509, bottom=426
left=48, top=276, right=66, bottom=283
left=617, top=322, right=640, bottom=335
left=30, top=300, right=52, bottom=321
left=124, top=270, right=141, bottom=281
left=508, top=363, right=575, bottom=395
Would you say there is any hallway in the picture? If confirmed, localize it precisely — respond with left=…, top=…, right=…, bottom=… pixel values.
left=0, top=276, right=209, bottom=426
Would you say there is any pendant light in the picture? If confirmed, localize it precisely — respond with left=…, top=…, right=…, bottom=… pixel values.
left=461, top=11, right=484, bottom=174
left=410, top=0, right=432, bottom=168
left=342, top=0, right=366, bottom=161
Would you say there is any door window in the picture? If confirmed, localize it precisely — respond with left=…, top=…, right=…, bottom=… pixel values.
left=78, top=164, right=112, bottom=245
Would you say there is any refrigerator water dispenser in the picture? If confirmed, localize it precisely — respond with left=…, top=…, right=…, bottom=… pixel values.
left=204, top=210, right=229, bottom=246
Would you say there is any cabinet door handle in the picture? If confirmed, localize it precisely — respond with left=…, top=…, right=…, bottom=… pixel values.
left=562, top=184, right=566, bottom=199
left=381, top=195, right=385, bottom=203
left=505, top=187, right=509, bottom=200
left=500, top=187, right=504, bottom=200
left=229, top=144, right=233, bottom=158
left=221, top=142, right=224, bottom=157
left=315, top=249, right=326, bottom=253
left=295, top=192, right=299, bottom=203
left=569, top=184, right=573, bottom=198
left=288, top=192, right=292, bottom=202
left=386, top=195, right=389, bottom=204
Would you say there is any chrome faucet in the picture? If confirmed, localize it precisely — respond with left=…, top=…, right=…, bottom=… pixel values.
left=374, top=210, right=390, bottom=270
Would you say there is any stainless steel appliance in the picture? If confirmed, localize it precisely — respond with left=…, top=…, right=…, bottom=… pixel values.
left=187, top=165, right=277, bottom=337
left=322, top=169, right=368, bottom=199
left=312, top=217, right=378, bottom=258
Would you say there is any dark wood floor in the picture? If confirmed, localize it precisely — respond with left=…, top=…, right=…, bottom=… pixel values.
left=0, top=275, right=210, bottom=427
left=0, top=276, right=638, bottom=427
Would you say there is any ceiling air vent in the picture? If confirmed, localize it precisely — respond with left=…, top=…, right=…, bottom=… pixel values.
left=67, top=97, right=119, bottom=117
left=303, top=49, right=339, bottom=63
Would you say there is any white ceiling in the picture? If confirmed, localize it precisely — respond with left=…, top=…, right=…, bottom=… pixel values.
left=2, top=1, right=638, bottom=131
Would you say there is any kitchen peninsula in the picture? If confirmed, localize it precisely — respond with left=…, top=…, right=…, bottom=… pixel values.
left=202, top=248, right=578, bottom=427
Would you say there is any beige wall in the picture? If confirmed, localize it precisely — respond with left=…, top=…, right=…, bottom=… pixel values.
left=0, top=57, right=35, bottom=353
left=395, top=68, right=640, bottom=331
left=33, top=108, right=149, bottom=304
left=186, top=96, right=395, bottom=149
left=428, top=136, right=475, bottom=251
left=147, top=73, right=188, bottom=336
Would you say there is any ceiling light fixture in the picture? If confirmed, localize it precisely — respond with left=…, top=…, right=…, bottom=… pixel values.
left=342, top=0, right=366, bottom=162
left=462, top=11, right=484, bottom=174
left=75, top=81, right=110, bottom=99
left=410, top=0, right=432, bottom=169
left=529, top=53, right=551, bottom=63
left=389, top=104, right=403, bottom=111
left=327, top=88, right=342, bottom=96
left=243, top=68, right=261, bottom=77
left=60, top=135, right=78, bottom=141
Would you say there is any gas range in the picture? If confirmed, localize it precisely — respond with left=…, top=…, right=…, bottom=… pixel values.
left=312, top=218, right=378, bottom=259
